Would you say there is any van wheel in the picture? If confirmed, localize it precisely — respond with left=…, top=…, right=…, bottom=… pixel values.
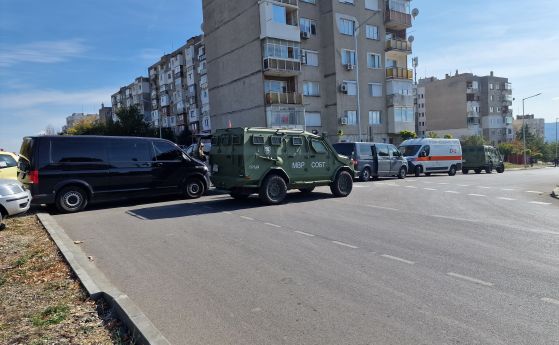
left=330, top=171, right=353, bottom=197
left=299, top=187, right=315, bottom=194
left=260, top=175, right=287, bottom=205
left=474, top=168, right=482, bottom=174
left=184, top=177, right=205, bottom=199
left=397, top=167, right=407, bottom=179
left=462, top=168, right=469, bottom=174
left=448, top=165, right=457, bottom=176
left=496, top=165, right=505, bottom=173
left=56, top=186, right=88, bottom=213
left=360, top=168, right=371, bottom=182
left=414, top=166, right=422, bottom=177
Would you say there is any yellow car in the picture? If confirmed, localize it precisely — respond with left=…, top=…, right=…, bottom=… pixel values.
left=0, top=152, right=18, bottom=180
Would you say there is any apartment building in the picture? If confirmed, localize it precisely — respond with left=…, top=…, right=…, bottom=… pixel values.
left=98, top=103, right=113, bottom=125
left=148, top=35, right=211, bottom=135
left=110, top=77, right=152, bottom=122
left=202, top=0, right=416, bottom=144
left=513, top=114, right=545, bottom=138
left=418, top=71, right=514, bottom=145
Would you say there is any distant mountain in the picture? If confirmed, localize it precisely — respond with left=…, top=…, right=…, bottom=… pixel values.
left=545, top=123, right=557, bottom=142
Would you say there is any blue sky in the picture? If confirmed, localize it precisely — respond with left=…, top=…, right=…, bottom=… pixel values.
left=1, top=0, right=558, bottom=152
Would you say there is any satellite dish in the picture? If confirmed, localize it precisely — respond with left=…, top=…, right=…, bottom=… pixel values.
left=408, top=35, right=415, bottom=43
left=412, top=8, right=419, bottom=18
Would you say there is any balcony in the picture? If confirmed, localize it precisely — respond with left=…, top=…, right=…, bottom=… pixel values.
left=385, top=39, right=412, bottom=54
left=387, top=94, right=414, bottom=107
left=386, top=67, right=413, bottom=80
left=467, top=111, right=480, bottom=118
left=385, top=9, right=412, bottom=31
left=263, top=58, right=301, bottom=77
left=265, top=92, right=303, bottom=105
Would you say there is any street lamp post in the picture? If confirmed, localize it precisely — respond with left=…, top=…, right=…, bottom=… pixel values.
left=521, top=93, right=541, bottom=167
left=555, top=116, right=558, bottom=167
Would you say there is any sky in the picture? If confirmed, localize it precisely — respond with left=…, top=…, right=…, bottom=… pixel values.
left=1, top=0, right=558, bottom=152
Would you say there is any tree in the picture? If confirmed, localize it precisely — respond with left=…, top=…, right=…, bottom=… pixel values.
left=67, top=116, right=105, bottom=135
left=112, top=106, right=155, bottom=137
left=443, top=134, right=453, bottom=139
left=427, top=132, right=439, bottom=138
left=177, top=128, right=195, bottom=146
left=400, top=130, right=417, bottom=141
left=460, top=135, right=486, bottom=146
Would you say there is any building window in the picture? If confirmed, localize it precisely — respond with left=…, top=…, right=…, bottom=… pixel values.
left=490, top=106, right=494, bottom=113
left=367, top=53, right=382, bottom=69
left=338, top=18, right=355, bottom=36
left=302, top=50, right=319, bottom=66
left=273, top=5, right=287, bottom=24
left=341, top=49, right=356, bottom=65
left=490, top=95, right=494, bottom=101
left=263, top=38, right=301, bottom=60
left=301, top=0, right=316, bottom=3
left=339, top=0, right=355, bottom=4
left=394, top=107, right=414, bottom=122
left=303, top=81, right=320, bottom=96
left=369, top=83, right=383, bottom=97
left=489, top=83, right=494, bottom=90
left=365, top=0, right=379, bottom=10
left=300, top=18, right=317, bottom=35
left=345, top=110, right=357, bottom=125
left=343, top=81, right=357, bottom=96
left=305, top=112, right=321, bottom=126
left=369, top=111, right=381, bottom=125
left=365, top=25, right=379, bottom=40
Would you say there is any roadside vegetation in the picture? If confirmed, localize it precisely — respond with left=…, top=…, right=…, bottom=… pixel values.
left=0, top=214, right=133, bottom=345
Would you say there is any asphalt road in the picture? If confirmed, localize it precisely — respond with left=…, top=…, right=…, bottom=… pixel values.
left=53, top=168, right=559, bottom=345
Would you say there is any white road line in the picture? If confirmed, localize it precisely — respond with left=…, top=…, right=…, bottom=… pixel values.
left=265, top=222, right=281, bottom=228
left=447, top=272, right=494, bottom=287
left=541, top=297, right=559, bottom=306
left=468, top=193, right=486, bottom=197
left=423, top=188, right=437, bottom=191
left=529, top=201, right=552, bottom=205
left=367, top=205, right=399, bottom=211
left=381, top=254, right=415, bottom=265
left=353, top=185, right=369, bottom=188
left=431, top=215, right=474, bottom=222
left=444, top=190, right=460, bottom=194
left=240, top=216, right=254, bottom=221
left=404, top=186, right=417, bottom=189
left=478, top=186, right=491, bottom=189
left=501, top=188, right=516, bottom=191
left=294, top=230, right=315, bottom=237
left=437, top=182, right=450, bottom=185
left=498, top=197, right=516, bottom=201
left=525, top=191, right=543, bottom=194
left=223, top=211, right=233, bottom=215
left=331, top=241, right=358, bottom=249
left=457, top=184, right=470, bottom=187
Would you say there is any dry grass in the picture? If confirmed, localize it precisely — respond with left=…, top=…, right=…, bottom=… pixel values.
left=0, top=214, right=134, bottom=345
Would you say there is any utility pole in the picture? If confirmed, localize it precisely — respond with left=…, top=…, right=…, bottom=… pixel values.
left=521, top=93, right=541, bottom=167
left=555, top=116, right=558, bottom=166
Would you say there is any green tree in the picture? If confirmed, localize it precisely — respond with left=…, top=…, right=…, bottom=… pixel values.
left=112, top=106, right=156, bottom=137
left=460, top=135, right=486, bottom=146
left=427, top=132, right=439, bottom=138
left=400, top=130, right=417, bottom=141
left=443, top=134, right=453, bottom=139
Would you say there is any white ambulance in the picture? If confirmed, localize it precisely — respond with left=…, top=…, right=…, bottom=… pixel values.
left=399, top=138, right=463, bottom=177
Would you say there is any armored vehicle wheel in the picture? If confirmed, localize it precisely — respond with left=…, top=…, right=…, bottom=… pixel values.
left=230, top=191, right=251, bottom=200
left=360, top=168, right=371, bottom=182
left=56, top=185, right=88, bottom=213
left=397, top=167, right=407, bottom=179
left=259, top=174, right=287, bottom=205
left=474, top=168, right=482, bottom=174
left=330, top=170, right=353, bottom=197
left=184, top=177, right=205, bottom=199
left=448, top=165, right=457, bottom=176
left=485, top=166, right=492, bottom=174
left=462, top=168, right=469, bottom=174
left=414, top=166, right=422, bottom=177
left=299, top=187, right=315, bottom=194
left=496, top=165, right=505, bottom=173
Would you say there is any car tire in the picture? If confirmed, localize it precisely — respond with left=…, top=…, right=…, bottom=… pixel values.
left=360, top=168, right=371, bottom=182
left=330, top=170, right=353, bottom=197
left=259, top=174, right=288, bottom=205
left=474, top=168, right=482, bottom=174
left=425, top=172, right=431, bottom=176
left=56, top=186, right=88, bottom=213
left=299, top=187, right=315, bottom=194
left=397, top=167, right=407, bottom=179
left=448, top=165, right=457, bottom=176
left=414, top=166, right=422, bottom=177
left=462, top=168, right=469, bottom=174
left=496, top=165, right=505, bottom=173
left=230, top=191, right=251, bottom=200
left=485, top=165, right=492, bottom=174
left=184, top=177, right=205, bottom=199
left=0, top=211, right=5, bottom=231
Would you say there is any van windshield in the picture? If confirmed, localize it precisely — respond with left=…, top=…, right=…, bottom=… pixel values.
left=399, top=145, right=422, bottom=157
left=332, top=143, right=354, bottom=157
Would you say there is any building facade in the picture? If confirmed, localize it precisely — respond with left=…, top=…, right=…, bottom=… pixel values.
left=148, top=35, right=211, bottom=135
left=513, top=115, right=545, bottom=139
left=111, top=77, right=152, bottom=122
left=98, top=103, right=113, bottom=125
left=418, top=71, right=514, bottom=145
left=202, top=0, right=416, bottom=144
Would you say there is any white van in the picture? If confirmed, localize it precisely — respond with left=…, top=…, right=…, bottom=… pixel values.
left=399, top=138, right=462, bottom=177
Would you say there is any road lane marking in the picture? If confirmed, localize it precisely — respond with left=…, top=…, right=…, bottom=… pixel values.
left=447, top=272, right=493, bottom=287
left=478, top=186, right=491, bottom=189
left=529, top=201, right=552, bottom=205
left=437, top=182, right=450, bottom=185
left=424, top=188, right=437, bottom=191
left=468, top=193, right=486, bottom=197
left=525, top=191, right=543, bottom=194
left=353, top=185, right=369, bottom=188
left=541, top=298, right=559, bottom=306
left=431, top=215, right=474, bottom=222
left=501, top=188, right=516, bottom=191
left=444, top=190, right=460, bottom=194
left=240, top=216, right=254, bottom=221
left=404, top=186, right=417, bottom=189
left=265, top=223, right=281, bottom=228
left=381, top=254, right=415, bottom=265
left=331, top=241, right=358, bottom=249
left=498, top=197, right=516, bottom=201
left=367, top=205, right=399, bottom=211
left=223, top=211, right=233, bottom=215
left=294, top=230, right=315, bottom=237
left=457, top=184, right=470, bottom=187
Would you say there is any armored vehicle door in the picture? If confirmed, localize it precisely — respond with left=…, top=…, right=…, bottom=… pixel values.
left=308, top=137, right=334, bottom=181
left=284, top=134, right=310, bottom=183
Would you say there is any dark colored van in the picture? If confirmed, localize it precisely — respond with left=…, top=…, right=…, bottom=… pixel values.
left=332, top=142, right=407, bottom=181
left=17, top=136, right=210, bottom=213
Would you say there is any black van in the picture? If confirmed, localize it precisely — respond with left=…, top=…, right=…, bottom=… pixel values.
left=17, top=136, right=210, bottom=213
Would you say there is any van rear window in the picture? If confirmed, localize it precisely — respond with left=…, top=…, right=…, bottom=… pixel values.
left=19, top=138, right=34, bottom=162
left=51, top=139, right=107, bottom=163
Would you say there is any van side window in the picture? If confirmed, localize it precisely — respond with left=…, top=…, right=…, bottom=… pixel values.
left=359, top=144, right=372, bottom=157
left=51, top=139, right=107, bottom=163
left=377, top=145, right=389, bottom=157
left=311, top=139, right=327, bottom=154
left=110, top=140, right=153, bottom=162
left=422, top=145, right=431, bottom=156
left=388, top=145, right=401, bottom=157
left=153, top=141, right=182, bottom=161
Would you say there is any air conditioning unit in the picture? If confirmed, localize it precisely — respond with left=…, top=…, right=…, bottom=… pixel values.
left=340, top=117, right=348, bottom=125
left=339, top=83, right=348, bottom=94
left=345, top=64, right=355, bottom=71
left=301, top=31, right=310, bottom=39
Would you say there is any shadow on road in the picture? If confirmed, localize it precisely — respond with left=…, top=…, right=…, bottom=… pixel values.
left=127, top=191, right=334, bottom=220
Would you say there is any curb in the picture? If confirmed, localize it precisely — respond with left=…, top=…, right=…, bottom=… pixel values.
left=37, top=213, right=171, bottom=345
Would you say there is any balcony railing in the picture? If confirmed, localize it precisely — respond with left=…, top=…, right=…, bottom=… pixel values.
left=263, top=58, right=301, bottom=76
left=274, top=0, right=298, bottom=7
left=265, top=92, right=303, bottom=105
left=385, top=39, right=412, bottom=53
left=385, top=9, right=412, bottom=30
left=387, top=94, right=414, bottom=107
left=386, top=67, right=413, bottom=80
left=467, top=111, right=480, bottom=118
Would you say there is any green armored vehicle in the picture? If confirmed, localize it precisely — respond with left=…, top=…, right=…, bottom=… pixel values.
left=209, top=128, right=354, bottom=204
left=462, top=145, right=505, bottom=174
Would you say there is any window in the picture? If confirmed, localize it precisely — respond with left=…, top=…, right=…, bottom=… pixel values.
left=292, top=136, right=303, bottom=146
left=344, top=81, right=357, bottom=95
left=263, top=38, right=301, bottom=60
left=345, top=110, right=357, bottom=125
left=0, top=154, right=17, bottom=168
left=272, top=4, right=286, bottom=24
left=369, top=83, right=382, bottom=97
left=377, top=144, right=389, bottom=157
left=367, top=53, right=381, bottom=68
left=271, top=136, right=282, bottom=145
left=252, top=136, right=265, bottom=145
left=305, top=112, right=321, bottom=127
left=301, top=0, right=316, bottom=3
left=365, top=25, right=379, bottom=40
left=369, top=111, right=381, bottom=125
left=51, top=139, right=107, bottom=163
left=489, top=83, right=494, bottom=90
left=311, top=140, right=327, bottom=154
left=303, top=81, right=320, bottom=96
left=490, top=95, right=494, bottom=101
left=109, top=140, right=153, bottom=162
left=300, top=18, right=317, bottom=35
left=365, top=0, right=379, bottom=10
left=341, top=49, right=356, bottom=65
left=394, top=107, right=414, bottom=122
left=338, top=18, right=355, bottom=36
left=153, top=141, right=183, bottom=161
left=490, top=106, right=494, bottom=113
left=302, top=50, right=319, bottom=66
left=339, top=0, right=355, bottom=4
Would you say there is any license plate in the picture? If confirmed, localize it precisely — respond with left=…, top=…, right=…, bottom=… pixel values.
left=212, top=164, right=219, bottom=173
